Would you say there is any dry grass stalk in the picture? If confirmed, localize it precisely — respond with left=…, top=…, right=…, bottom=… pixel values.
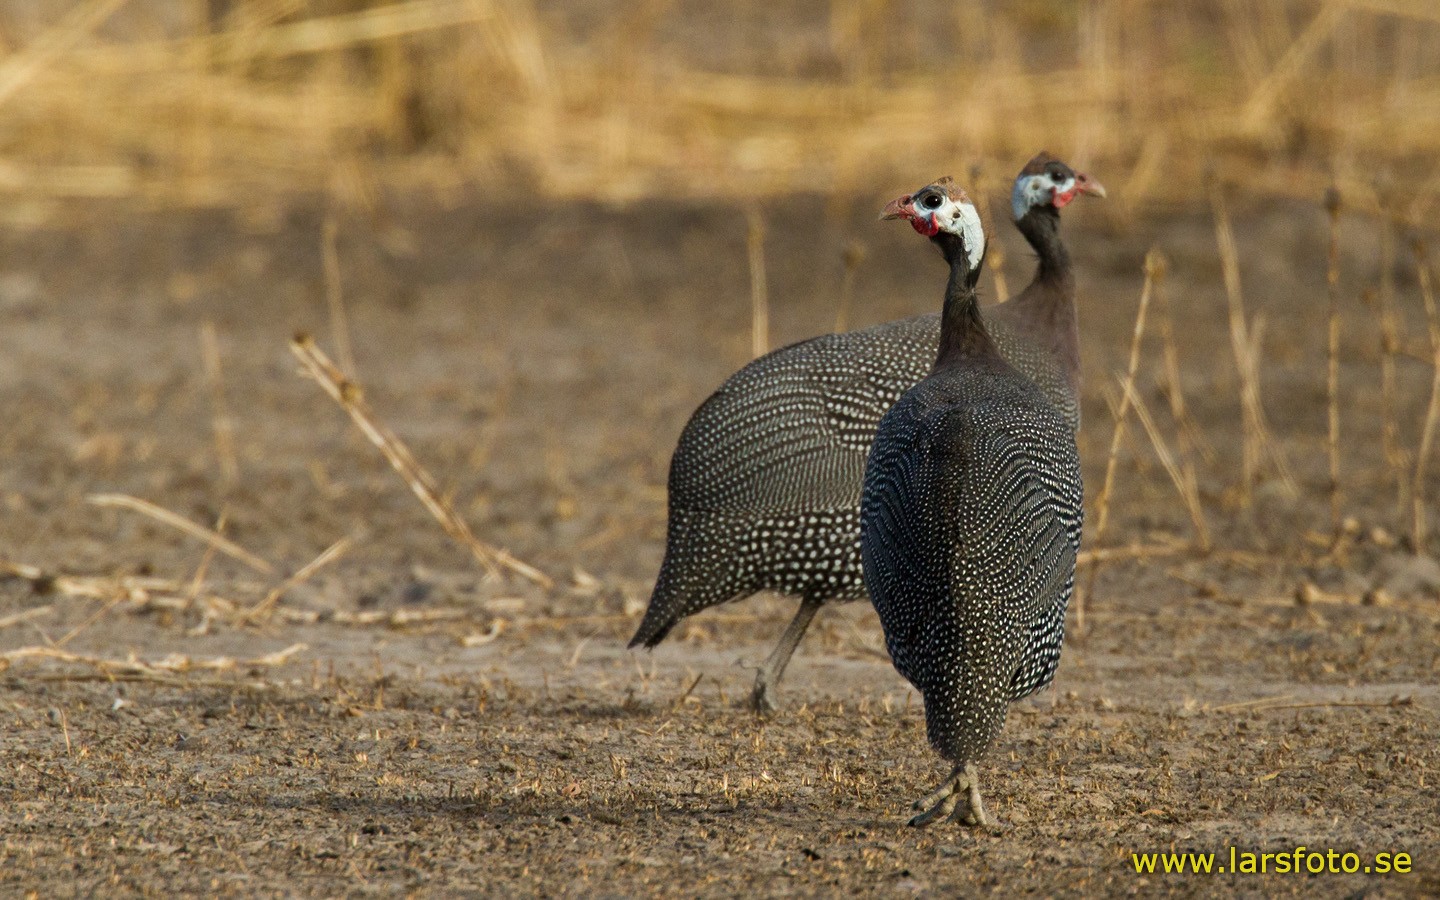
left=276, top=606, right=470, bottom=628
left=85, top=493, right=275, bottom=574
left=192, top=0, right=497, bottom=65
left=1077, top=248, right=1162, bottom=634
left=1324, top=188, right=1344, bottom=541
left=1376, top=195, right=1409, bottom=518
left=1116, top=378, right=1213, bottom=552
left=1239, top=1, right=1345, bottom=128
left=0, top=0, right=131, bottom=110
left=0, top=642, right=308, bottom=678
left=184, top=509, right=226, bottom=610
left=1, top=560, right=194, bottom=602
left=969, top=163, right=1009, bottom=303
left=1209, top=182, right=1296, bottom=501
left=200, top=322, right=240, bottom=487
left=1091, top=248, right=1163, bottom=542
left=833, top=239, right=865, bottom=333
left=54, top=592, right=129, bottom=649
left=467, top=355, right=515, bottom=475
left=1154, top=261, right=1215, bottom=465
left=1410, top=239, right=1440, bottom=553
left=3, top=3, right=1438, bottom=215
left=747, top=207, right=769, bottom=358
left=1076, top=543, right=1186, bottom=567
left=1210, top=694, right=1412, bottom=714
left=241, top=536, right=353, bottom=624
left=0, top=606, right=54, bottom=631
left=321, top=214, right=358, bottom=378
left=289, top=333, right=551, bottom=587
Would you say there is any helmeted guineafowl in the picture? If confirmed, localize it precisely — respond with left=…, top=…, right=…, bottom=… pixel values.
left=630, top=153, right=1102, bottom=711
left=862, top=178, right=1082, bottom=827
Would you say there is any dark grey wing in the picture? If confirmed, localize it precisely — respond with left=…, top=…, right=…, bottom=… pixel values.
left=860, top=391, right=953, bottom=690
left=670, top=315, right=939, bottom=516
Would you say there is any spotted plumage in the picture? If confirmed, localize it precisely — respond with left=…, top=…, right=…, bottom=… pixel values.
left=863, top=178, right=1082, bottom=827
left=630, top=154, right=1102, bottom=711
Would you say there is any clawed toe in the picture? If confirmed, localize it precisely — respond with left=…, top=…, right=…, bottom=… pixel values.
left=908, top=790, right=959, bottom=827
left=908, top=763, right=990, bottom=829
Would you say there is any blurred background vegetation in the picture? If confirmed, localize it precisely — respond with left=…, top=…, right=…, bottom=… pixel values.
left=0, top=0, right=1436, bottom=224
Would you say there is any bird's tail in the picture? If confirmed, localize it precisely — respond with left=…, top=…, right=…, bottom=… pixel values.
left=628, top=509, right=747, bottom=649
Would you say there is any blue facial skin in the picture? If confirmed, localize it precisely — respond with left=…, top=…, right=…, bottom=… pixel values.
left=1012, top=174, right=1047, bottom=222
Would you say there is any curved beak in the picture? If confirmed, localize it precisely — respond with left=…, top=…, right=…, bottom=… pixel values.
left=1076, top=172, right=1107, bottom=199
left=881, top=194, right=915, bottom=220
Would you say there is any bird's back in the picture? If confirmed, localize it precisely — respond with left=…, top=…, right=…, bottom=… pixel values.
left=861, top=363, right=1082, bottom=707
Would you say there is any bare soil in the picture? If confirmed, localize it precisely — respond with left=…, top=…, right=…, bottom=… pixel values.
left=2, top=190, right=1438, bottom=897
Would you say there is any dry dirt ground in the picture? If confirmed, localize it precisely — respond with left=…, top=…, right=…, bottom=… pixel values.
left=2, top=188, right=1439, bottom=897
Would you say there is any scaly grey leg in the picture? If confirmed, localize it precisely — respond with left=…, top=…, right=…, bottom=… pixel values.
left=749, top=596, right=823, bottom=712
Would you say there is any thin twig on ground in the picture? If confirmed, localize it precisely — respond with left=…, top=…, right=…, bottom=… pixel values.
left=84, top=493, right=275, bottom=574
left=0, top=642, right=308, bottom=677
left=1210, top=695, right=1413, bottom=714
left=0, top=606, right=54, bottom=631
left=241, top=536, right=353, bottom=624
left=289, top=333, right=551, bottom=587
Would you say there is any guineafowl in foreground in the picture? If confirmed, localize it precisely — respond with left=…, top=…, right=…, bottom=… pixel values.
left=863, top=179, right=1082, bottom=827
left=630, top=154, right=1101, bottom=711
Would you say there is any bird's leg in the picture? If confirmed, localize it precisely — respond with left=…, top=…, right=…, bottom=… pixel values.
left=749, top=596, right=823, bottom=712
left=909, top=763, right=990, bottom=828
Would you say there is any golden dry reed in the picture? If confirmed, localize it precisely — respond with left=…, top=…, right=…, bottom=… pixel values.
left=289, top=333, right=552, bottom=587
left=0, top=1, right=1437, bottom=216
left=747, top=207, right=769, bottom=358
left=1077, top=248, right=1161, bottom=634
left=833, top=239, right=865, bottom=334
left=1411, top=241, right=1440, bottom=554
left=1377, top=190, right=1408, bottom=518
left=199, top=321, right=240, bottom=488
left=1209, top=181, right=1295, bottom=502
left=1324, top=188, right=1344, bottom=542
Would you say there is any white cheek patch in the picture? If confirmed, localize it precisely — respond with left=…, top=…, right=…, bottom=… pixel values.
left=937, top=198, right=985, bottom=271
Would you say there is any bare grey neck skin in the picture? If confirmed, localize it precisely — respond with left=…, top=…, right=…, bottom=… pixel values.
left=931, top=230, right=996, bottom=371
left=1011, top=201, right=1081, bottom=387
left=1015, top=202, right=1072, bottom=290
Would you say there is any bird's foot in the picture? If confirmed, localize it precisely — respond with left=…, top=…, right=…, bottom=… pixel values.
left=908, top=763, right=991, bottom=829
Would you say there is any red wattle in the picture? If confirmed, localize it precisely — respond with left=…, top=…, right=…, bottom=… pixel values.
left=912, top=217, right=940, bottom=237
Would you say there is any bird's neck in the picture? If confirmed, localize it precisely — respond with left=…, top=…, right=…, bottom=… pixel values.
left=1016, top=205, right=1072, bottom=289
left=934, top=238, right=994, bottom=369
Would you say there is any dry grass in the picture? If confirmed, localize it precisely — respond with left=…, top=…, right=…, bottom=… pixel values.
left=1210, top=181, right=1296, bottom=502
left=289, top=332, right=552, bottom=587
left=1412, top=240, right=1440, bottom=552
left=0, top=1, right=1438, bottom=219
left=1325, top=187, right=1344, bottom=542
left=747, top=207, right=769, bottom=358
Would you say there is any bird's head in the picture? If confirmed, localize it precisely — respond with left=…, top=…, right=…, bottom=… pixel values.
left=1010, top=152, right=1106, bottom=221
left=881, top=176, right=986, bottom=277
